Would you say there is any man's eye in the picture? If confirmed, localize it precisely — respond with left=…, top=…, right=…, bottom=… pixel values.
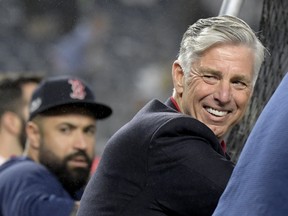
left=233, top=81, right=247, bottom=90
left=85, top=127, right=96, bottom=136
left=202, top=75, right=218, bottom=84
left=59, top=127, right=71, bottom=134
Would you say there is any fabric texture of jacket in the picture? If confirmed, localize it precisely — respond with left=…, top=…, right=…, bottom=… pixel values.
left=78, top=98, right=234, bottom=216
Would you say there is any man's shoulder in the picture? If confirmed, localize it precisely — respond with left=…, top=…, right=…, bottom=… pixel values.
left=0, top=157, right=31, bottom=172
left=137, top=99, right=211, bottom=131
left=117, top=99, right=215, bottom=144
left=133, top=99, right=184, bottom=123
left=107, top=99, right=189, bottom=146
left=0, top=157, right=68, bottom=199
left=0, top=158, right=75, bottom=216
left=135, top=99, right=220, bottom=150
left=0, top=157, right=51, bottom=183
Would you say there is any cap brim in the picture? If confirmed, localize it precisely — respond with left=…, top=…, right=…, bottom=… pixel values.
left=84, top=102, right=112, bottom=119
left=29, top=101, right=112, bottom=120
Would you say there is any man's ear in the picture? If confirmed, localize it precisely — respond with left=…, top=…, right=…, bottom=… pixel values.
left=172, top=60, right=185, bottom=95
left=1, top=111, right=21, bottom=135
left=26, top=121, right=41, bottom=149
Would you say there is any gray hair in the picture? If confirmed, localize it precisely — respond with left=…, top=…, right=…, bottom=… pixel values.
left=178, top=15, right=265, bottom=86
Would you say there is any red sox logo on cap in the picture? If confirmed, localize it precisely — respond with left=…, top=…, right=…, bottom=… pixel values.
left=68, top=79, right=86, bottom=100
left=28, top=76, right=112, bottom=120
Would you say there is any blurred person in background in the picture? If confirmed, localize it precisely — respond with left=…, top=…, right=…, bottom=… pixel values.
left=0, top=76, right=112, bottom=216
left=0, top=73, right=42, bottom=165
left=77, top=15, right=265, bottom=216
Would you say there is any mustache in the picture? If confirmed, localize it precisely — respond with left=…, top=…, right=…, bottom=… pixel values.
left=65, top=150, right=92, bottom=165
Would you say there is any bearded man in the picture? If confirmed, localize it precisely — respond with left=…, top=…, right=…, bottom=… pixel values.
left=0, top=76, right=112, bottom=216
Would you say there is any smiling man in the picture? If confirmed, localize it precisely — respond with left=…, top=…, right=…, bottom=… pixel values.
left=0, top=76, right=112, bottom=216
left=78, top=15, right=265, bottom=216
left=173, top=43, right=255, bottom=141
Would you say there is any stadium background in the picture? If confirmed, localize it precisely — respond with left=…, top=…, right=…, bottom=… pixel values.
left=1, top=0, right=275, bottom=161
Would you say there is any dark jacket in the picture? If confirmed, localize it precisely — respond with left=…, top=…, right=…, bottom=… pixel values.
left=78, top=98, right=234, bottom=216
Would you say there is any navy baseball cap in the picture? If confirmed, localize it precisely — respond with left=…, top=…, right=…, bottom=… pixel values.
left=29, top=76, right=112, bottom=120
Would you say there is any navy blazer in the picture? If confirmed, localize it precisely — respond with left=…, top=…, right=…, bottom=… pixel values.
left=78, top=98, right=234, bottom=216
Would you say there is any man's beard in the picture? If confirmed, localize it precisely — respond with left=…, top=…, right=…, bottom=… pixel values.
left=38, top=141, right=92, bottom=198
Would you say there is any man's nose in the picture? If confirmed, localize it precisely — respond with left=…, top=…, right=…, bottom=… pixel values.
left=213, top=81, right=232, bottom=104
left=73, top=133, right=88, bottom=150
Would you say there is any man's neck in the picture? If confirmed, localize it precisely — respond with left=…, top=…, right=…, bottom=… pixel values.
left=0, top=133, right=23, bottom=160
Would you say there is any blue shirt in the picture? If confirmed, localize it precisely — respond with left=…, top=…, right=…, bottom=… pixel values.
left=0, top=157, right=75, bottom=216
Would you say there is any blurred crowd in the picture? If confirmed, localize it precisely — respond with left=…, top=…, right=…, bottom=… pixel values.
left=0, top=0, right=221, bottom=154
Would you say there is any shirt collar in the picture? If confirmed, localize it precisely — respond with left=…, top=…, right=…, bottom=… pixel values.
left=170, top=96, right=181, bottom=112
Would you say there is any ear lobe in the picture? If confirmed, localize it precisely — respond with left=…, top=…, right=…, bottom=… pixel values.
left=172, top=61, right=185, bottom=94
left=26, top=122, right=41, bottom=149
left=1, top=111, right=21, bottom=135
